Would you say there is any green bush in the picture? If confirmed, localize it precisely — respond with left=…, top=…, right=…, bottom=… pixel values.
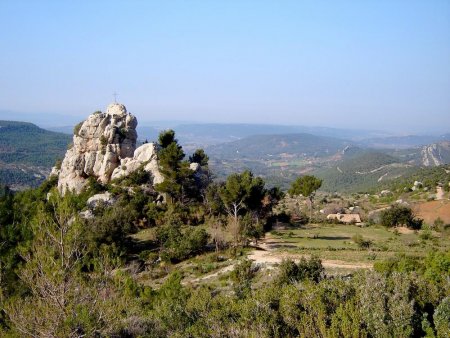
left=352, top=234, right=372, bottom=249
left=277, top=256, right=324, bottom=284
left=156, top=222, right=209, bottom=263
left=100, top=135, right=108, bottom=146
left=434, top=296, right=450, bottom=337
left=381, top=205, right=423, bottom=229
left=73, top=121, right=83, bottom=135
left=231, top=259, right=256, bottom=297
left=83, top=200, right=138, bottom=254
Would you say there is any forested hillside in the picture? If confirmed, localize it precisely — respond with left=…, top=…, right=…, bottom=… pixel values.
left=315, top=151, right=418, bottom=193
left=207, top=133, right=351, bottom=160
left=0, top=121, right=71, bottom=189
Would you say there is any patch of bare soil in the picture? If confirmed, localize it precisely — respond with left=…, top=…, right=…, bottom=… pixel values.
left=393, top=226, right=415, bottom=234
left=413, top=200, right=450, bottom=224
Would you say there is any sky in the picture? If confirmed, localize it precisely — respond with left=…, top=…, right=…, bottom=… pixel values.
left=0, top=0, right=449, bottom=133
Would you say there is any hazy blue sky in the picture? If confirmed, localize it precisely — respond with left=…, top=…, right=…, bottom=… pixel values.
left=1, top=1, right=449, bottom=132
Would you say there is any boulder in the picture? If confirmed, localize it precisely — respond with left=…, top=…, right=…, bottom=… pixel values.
left=87, top=192, right=116, bottom=209
left=380, top=190, right=392, bottom=196
left=111, top=143, right=164, bottom=184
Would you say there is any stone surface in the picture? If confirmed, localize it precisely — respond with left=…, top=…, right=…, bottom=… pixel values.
left=189, top=162, right=200, bottom=172
left=58, top=103, right=138, bottom=193
left=111, top=142, right=164, bottom=184
left=87, top=192, right=116, bottom=209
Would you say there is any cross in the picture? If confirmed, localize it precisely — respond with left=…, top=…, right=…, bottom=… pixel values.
left=113, top=92, right=118, bottom=103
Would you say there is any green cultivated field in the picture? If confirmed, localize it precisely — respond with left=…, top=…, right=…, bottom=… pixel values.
left=267, top=224, right=449, bottom=263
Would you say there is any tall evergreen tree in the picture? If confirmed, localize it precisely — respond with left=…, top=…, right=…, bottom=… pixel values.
left=288, top=175, right=322, bottom=222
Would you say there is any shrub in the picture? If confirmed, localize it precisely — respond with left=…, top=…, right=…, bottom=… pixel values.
left=100, top=135, right=108, bottom=146
left=73, top=121, right=83, bottom=135
left=83, top=200, right=138, bottom=254
left=156, top=223, right=209, bottom=263
left=434, top=296, right=450, bottom=337
left=277, top=256, right=324, bottom=284
left=380, top=205, right=423, bottom=229
left=373, top=254, right=419, bottom=274
left=352, top=234, right=372, bottom=249
left=231, top=259, right=257, bottom=297
left=419, top=229, right=433, bottom=240
left=433, top=217, right=444, bottom=231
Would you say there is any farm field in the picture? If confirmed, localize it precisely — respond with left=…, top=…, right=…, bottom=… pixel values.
left=257, top=224, right=449, bottom=269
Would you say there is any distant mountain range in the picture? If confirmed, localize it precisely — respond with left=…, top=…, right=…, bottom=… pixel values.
left=0, top=121, right=71, bottom=189
left=358, top=134, right=450, bottom=149
left=48, top=121, right=450, bottom=151
left=2, top=118, right=450, bottom=193
left=205, top=132, right=450, bottom=192
left=206, top=133, right=351, bottom=160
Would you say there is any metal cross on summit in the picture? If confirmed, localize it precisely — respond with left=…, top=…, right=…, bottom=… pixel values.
left=113, top=92, right=118, bottom=103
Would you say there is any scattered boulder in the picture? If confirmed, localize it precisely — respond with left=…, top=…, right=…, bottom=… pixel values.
left=79, top=209, right=94, bottom=219
left=380, top=190, right=392, bottom=196
left=412, top=181, right=423, bottom=191
left=87, top=192, right=116, bottom=209
left=395, top=199, right=409, bottom=206
left=327, top=213, right=361, bottom=224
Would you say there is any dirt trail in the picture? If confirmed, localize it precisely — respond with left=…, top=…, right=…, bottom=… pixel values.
left=191, top=264, right=235, bottom=283
left=247, top=247, right=373, bottom=270
left=253, top=234, right=373, bottom=269
left=191, top=235, right=373, bottom=283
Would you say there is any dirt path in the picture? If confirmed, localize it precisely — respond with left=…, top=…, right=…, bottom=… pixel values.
left=247, top=248, right=373, bottom=270
left=191, top=235, right=373, bottom=283
left=191, top=264, right=235, bottom=282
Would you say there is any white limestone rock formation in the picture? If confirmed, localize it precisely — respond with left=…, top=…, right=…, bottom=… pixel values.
left=58, top=103, right=138, bottom=194
left=111, top=142, right=164, bottom=184
left=87, top=191, right=116, bottom=209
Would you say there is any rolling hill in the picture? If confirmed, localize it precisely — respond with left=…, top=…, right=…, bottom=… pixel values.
left=207, top=133, right=351, bottom=160
left=314, top=151, right=418, bottom=193
left=0, top=121, right=71, bottom=189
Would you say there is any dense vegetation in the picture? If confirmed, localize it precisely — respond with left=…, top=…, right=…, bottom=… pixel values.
left=0, top=130, right=449, bottom=337
left=315, top=151, right=419, bottom=193
left=0, top=120, right=71, bottom=188
left=379, top=164, right=450, bottom=193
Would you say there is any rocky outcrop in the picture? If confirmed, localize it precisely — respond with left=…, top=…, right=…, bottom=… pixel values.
left=56, top=102, right=169, bottom=195
left=111, top=142, right=164, bottom=184
left=420, top=141, right=450, bottom=167
left=57, top=103, right=139, bottom=193
left=87, top=192, right=116, bottom=209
